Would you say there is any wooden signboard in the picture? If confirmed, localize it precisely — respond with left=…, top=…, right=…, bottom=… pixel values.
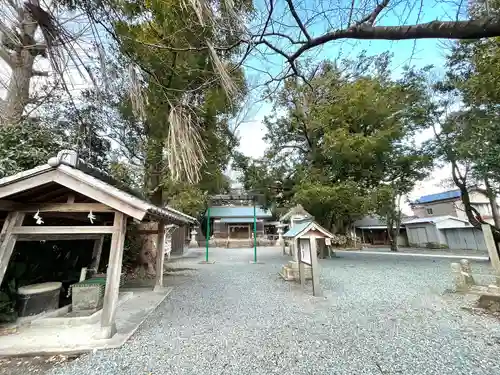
left=299, top=238, right=312, bottom=265
left=297, top=237, right=322, bottom=297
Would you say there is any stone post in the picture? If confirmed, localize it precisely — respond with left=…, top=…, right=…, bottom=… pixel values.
left=482, top=223, right=500, bottom=275
left=189, top=228, right=198, bottom=247
left=451, top=262, right=467, bottom=292
left=459, top=259, right=475, bottom=287
left=276, top=225, right=284, bottom=247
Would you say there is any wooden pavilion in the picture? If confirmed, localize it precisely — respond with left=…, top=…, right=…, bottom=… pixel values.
left=0, top=150, right=196, bottom=339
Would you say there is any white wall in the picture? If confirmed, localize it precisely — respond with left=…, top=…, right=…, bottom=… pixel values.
left=454, top=201, right=492, bottom=221
left=436, top=218, right=469, bottom=229
left=451, top=191, right=492, bottom=221
left=469, top=190, right=490, bottom=204
left=443, top=228, right=487, bottom=251
left=406, top=223, right=442, bottom=247
left=408, top=225, right=487, bottom=251
left=413, top=202, right=459, bottom=218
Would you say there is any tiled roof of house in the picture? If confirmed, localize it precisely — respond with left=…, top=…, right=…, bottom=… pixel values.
left=402, top=215, right=470, bottom=225
left=206, top=206, right=272, bottom=218
left=413, top=190, right=461, bottom=204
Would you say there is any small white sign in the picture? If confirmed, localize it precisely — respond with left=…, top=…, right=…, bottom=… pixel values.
left=300, top=239, right=311, bottom=265
left=325, top=238, right=331, bottom=246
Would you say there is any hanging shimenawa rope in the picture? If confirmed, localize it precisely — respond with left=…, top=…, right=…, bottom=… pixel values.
left=167, top=102, right=206, bottom=184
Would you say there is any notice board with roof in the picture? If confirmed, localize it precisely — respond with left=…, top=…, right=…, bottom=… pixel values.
left=283, top=219, right=334, bottom=296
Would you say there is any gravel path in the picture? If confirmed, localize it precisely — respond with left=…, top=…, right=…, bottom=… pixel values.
left=47, top=248, right=500, bottom=375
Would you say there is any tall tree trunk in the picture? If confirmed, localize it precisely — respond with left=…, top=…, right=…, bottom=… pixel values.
left=1, top=2, right=42, bottom=125
left=4, top=56, right=36, bottom=124
left=139, top=135, right=165, bottom=274
left=387, top=217, right=398, bottom=252
left=485, top=177, right=500, bottom=228
left=451, top=162, right=500, bottom=258
left=386, top=190, right=401, bottom=252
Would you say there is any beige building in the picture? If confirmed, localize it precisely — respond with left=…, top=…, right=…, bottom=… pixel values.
left=411, top=189, right=496, bottom=225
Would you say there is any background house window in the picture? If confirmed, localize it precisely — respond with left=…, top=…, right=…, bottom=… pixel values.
left=426, top=208, right=433, bottom=215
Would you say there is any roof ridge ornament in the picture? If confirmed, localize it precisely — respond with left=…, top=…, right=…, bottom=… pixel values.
left=48, top=149, right=78, bottom=168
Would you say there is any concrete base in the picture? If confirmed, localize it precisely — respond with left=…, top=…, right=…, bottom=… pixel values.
left=279, top=261, right=312, bottom=281
left=478, top=294, right=500, bottom=311
left=16, top=304, right=71, bottom=326
left=465, top=284, right=500, bottom=295
left=24, top=292, right=134, bottom=329
left=249, top=261, right=265, bottom=264
left=0, top=288, right=172, bottom=357
left=199, top=260, right=216, bottom=264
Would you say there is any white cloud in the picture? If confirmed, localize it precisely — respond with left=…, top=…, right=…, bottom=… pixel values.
left=235, top=120, right=268, bottom=159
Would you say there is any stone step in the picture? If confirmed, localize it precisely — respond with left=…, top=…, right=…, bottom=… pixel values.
left=227, top=240, right=253, bottom=248
left=279, top=264, right=313, bottom=281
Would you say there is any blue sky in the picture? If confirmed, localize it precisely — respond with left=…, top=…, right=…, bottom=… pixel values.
left=234, top=0, right=461, bottom=203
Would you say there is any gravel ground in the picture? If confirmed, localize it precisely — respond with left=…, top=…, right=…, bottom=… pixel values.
left=44, top=247, right=500, bottom=375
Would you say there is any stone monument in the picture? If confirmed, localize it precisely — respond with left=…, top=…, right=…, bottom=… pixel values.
left=189, top=228, right=198, bottom=247
left=276, top=224, right=284, bottom=247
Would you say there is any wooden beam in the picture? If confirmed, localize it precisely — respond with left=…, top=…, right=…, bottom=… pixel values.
left=0, top=201, right=112, bottom=214
left=0, top=171, right=56, bottom=200
left=20, top=203, right=113, bottom=213
left=0, top=212, right=25, bottom=287
left=17, top=234, right=103, bottom=241
left=137, top=229, right=160, bottom=235
left=99, top=211, right=127, bottom=339
left=0, top=200, right=22, bottom=211
left=12, top=226, right=114, bottom=235
left=54, top=172, right=146, bottom=221
left=30, top=187, right=69, bottom=202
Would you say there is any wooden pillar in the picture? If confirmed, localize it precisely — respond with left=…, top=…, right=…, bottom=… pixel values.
left=293, top=238, right=299, bottom=262
left=154, top=220, right=166, bottom=291
left=90, top=236, right=105, bottom=271
left=0, top=211, right=25, bottom=287
left=99, top=212, right=126, bottom=339
left=298, top=239, right=306, bottom=287
left=310, top=236, right=322, bottom=297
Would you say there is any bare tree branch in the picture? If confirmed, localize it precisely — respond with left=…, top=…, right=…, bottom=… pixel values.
left=285, top=0, right=311, bottom=40
left=285, top=17, right=500, bottom=63
left=356, top=0, right=390, bottom=26
left=31, top=69, right=49, bottom=77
